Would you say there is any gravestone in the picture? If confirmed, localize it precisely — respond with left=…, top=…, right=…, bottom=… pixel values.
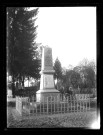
left=36, top=46, right=60, bottom=102
left=7, top=89, right=12, bottom=98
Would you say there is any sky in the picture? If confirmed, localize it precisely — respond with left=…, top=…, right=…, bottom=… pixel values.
left=35, top=7, right=96, bottom=68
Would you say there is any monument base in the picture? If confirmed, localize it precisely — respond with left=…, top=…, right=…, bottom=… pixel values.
left=36, top=89, right=60, bottom=103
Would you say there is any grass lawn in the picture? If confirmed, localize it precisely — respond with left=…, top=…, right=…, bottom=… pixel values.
left=7, top=98, right=97, bottom=128
left=7, top=106, right=97, bottom=128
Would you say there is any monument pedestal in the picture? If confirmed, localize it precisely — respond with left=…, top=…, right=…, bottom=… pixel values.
left=36, top=46, right=60, bottom=103
left=36, top=89, right=60, bottom=102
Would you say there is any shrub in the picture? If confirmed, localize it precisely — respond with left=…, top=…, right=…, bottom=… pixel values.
left=80, top=88, right=93, bottom=94
left=90, top=99, right=97, bottom=108
left=15, top=86, right=38, bottom=97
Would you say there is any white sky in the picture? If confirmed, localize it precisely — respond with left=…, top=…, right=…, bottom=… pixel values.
left=35, top=7, right=96, bottom=68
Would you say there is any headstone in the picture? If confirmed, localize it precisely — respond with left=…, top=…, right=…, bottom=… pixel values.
left=36, top=46, right=60, bottom=102
left=7, top=89, right=12, bottom=98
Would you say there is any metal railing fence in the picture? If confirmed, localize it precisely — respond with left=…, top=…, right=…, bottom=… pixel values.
left=16, top=94, right=96, bottom=116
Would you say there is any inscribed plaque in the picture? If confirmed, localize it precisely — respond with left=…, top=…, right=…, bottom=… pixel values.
left=44, top=75, right=54, bottom=88
left=44, top=48, right=53, bottom=67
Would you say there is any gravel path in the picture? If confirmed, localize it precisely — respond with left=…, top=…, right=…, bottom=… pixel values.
left=7, top=107, right=97, bottom=128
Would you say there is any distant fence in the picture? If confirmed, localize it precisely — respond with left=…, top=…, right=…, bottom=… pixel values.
left=75, top=94, right=92, bottom=100
left=16, top=94, right=97, bottom=116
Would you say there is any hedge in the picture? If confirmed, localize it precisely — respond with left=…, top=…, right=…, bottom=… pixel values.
left=15, top=86, right=38, bottom=97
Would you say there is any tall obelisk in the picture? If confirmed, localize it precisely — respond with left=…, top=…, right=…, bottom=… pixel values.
left=36, top=46, right=60, bottom=102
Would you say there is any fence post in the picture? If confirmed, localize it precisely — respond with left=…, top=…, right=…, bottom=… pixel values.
left=79, top=95, right=80, bottom=112
left=19, top=96, right=22, bottom=116
left=76, top=99, right=79, bottom=112
left=17, top=96, right=20, bottom=112
left=89, top=95, right=90, bottom=111
left=74, top=96, right=75, bottom=113
left=19, top=97, right=20, bottom=114
left=43, top=96, right=45, bottom=114
left=32, top=96, right=33, bottom=105
left=61, top=98, right=62, bottom=114
left=47, top=97, right=48, bottom=114
left=70, top=95, right=72, bottom=112
left=22, top=98, right=26, bottom=111
left=18, top=97, right=19, bottom=113
left=69, top=96, right=71, bottom=111
left=51, top=96, right=52, bottom=114
left=72, top=95, right=73, bottom=112
left=64, top=97, right=65, bottom=113
left=84, top=95, right=86, bottom=111
left=54, top=97, right=55, bottom=114
left=26, top=97, right=28, bottom=114
left=18, top=96, right=19, bottom=113
left=19, top=97, right=21, bottom=114
left=84, top=98, right=86, bottom=112
left=16, top=96, right=18, bottom=112
left=79, top=100, right=80, bottom=112
left=84, top=99, right=85, bottom=112
left=17, top=96, right=18, bottom=112
left=31, top=96, right=33, bottom=115
left=83, top=96, right=84, bottom=112
left=66, top=97, right=67, bottom=113
left=28, top=97, right=30, bottom=116
left=86, top=97, right=87, bottom=112
left=33, top=96, right=35, bottom=115
left=67, top=96, right=69, bottom=113
left=75, top=96, right=76, bottom=112
left=21, top=97, right=23, bottom=116
left=25, top=96, right=28, bottom=114
left=16, top=96, right=17, bottom=110
left=40, top=99, right=41, bottom=115
left=56, top=96, right=58, bottom=114
left=74, top=96, right=75, bottom=112
left=84, top=95, right=86, bottom=112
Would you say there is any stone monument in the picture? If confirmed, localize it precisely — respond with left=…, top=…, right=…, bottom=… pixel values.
left=36, top=46, right=60, bottom=102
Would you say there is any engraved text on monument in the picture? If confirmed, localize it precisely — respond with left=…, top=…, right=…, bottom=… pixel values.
left=44, top=49, right=53, bottom=67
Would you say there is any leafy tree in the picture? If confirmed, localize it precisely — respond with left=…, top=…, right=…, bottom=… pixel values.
left=7, top=7, right=40, bottom=96
left=87, top=60, right=96, bottom=74
left=79, top=58, right=89, bottom=67
left=62, top=69, right=81, bottom=93
left=83, top=67, right=95, bottom=88
left=62, top=70, right=71, bottom=93
left=70, top=71, right=81, bottom=89
left=73, top=66, right=82, bottom=74
left=78, top=59, right=96, bottom=93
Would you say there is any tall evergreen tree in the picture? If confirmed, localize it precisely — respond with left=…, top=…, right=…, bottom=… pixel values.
left=54, top=57, right=62, bottom=80
left=7, top=7, right=40, bottom=96
left=54, top=58, right=63, bottom=91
